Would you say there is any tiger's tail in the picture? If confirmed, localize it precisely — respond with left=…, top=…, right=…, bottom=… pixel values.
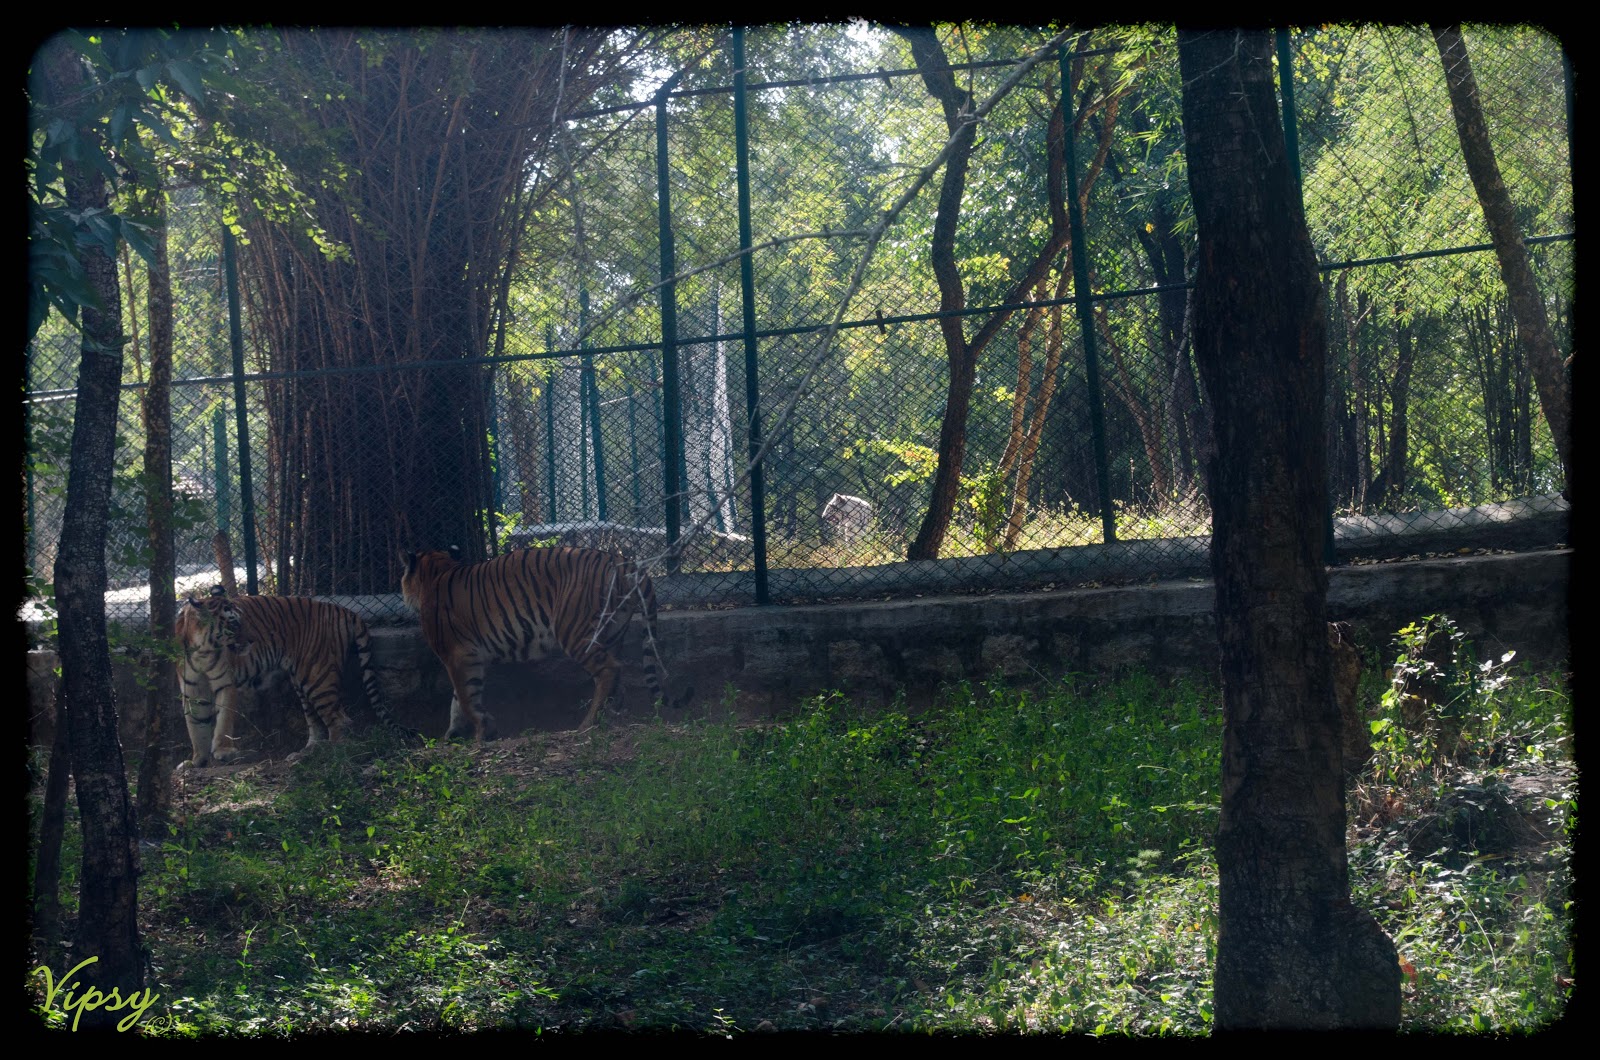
left=634, top=565, right=693, bottom=712
left=351, top=616, right=422, bottom=744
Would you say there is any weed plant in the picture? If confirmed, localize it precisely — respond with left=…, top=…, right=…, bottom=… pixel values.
left=28, top=625, right=1571, bottom=1035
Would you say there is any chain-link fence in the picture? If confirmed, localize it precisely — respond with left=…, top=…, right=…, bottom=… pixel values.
left=23, top=26, right=1571, bottom=628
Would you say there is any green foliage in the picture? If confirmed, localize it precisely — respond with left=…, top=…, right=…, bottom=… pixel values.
left=1369, top=614, right=1519, bottom=783
left=960, top=462, right=1011, bottom=553
left=28, top=28, right=345, bottom=345
left=31, top=650, right=1569, bottom=1034
left=29, top=30, right=234, bottom=339
left=1349, top=621, right=1571, bottom=1031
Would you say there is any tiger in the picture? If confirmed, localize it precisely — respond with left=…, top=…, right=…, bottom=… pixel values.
left=399, top=545, right=692, bottom=741
left=175, top=589, right=413, bottom=767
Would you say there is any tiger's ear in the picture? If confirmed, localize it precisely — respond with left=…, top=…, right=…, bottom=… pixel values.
left=448, top=544, right=463, bottom=563
left=209, top=584, right=227, bottom=597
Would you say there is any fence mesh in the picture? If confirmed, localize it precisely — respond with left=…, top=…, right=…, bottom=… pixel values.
left=24, top=26, right=1571, bottom=628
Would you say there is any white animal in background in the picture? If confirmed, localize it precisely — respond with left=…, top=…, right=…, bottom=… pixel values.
left=821, top=493, right=874, bottom=545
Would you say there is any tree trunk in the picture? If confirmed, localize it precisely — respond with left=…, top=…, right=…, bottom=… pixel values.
left=1178, top=28, right=1399, bottom=1030
left=1350, top=290, right=1372, bottom=511
left=901, top=29, right=1089, bottom=559
left=213, top=531, right=239, bottom=594
left=40, top=39, right=146, bottom=1014
left=1093, top=303, right=1173, bottom=504
left=897, top=27, right=979, bottom=561
left=1434, top=25, right=1572, bottom=487
left=1003, top=284, right=1068, bottom=549
left=1109, top=142, right=1201, bottom=493
left=30, top=710, right=71, bottom=965
left=1372, top=307, right=1415, bottom=505
left=136, top=186, right=177, bottom=838
left=239, top=30, right=622, bottom=583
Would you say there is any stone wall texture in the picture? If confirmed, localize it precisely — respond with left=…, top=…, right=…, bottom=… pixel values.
left=26, top=549, right=1570, bottom=761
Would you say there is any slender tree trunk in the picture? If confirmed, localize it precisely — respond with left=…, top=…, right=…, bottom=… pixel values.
left=901, top=29, right=1092, bottom=559
left=31, top=708, right=71, bottom=965
left=1004, top=286, right=1068, bottom=549
left=1093, top=303, right=1172, bottom=504
left=897, top=27, right=979, bottom=561
left=1374, top=307, right=1415, bottom=504
left=1110, top=142, right=1200, bottom=492
left=1351, top=291, right=1372, bottom=510
left=137, top=186, right=177, bottom=838
left=214, top=532, right=239, bottom=594
left=1178, top=28, right=1399, bottom=1030
left=1434, top=25, right=1572, bottom=487
left=40, top=39, right=146, bottom=1014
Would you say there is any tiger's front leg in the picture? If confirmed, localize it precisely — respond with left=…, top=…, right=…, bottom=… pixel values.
left=179, top=667, right=244, bottom=768
left=180, top=688, right=220, bottom=770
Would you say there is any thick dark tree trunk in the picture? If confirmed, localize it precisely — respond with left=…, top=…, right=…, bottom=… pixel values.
left=136, top=187, right=177, bottom=838
left=238, top=30, right=624, bottom=585
left=40, top=40, right=147, bottom=1015
left=1177, top=29, right=1399, bottom=1030
left=1434, top=26, right=1572, bottom=487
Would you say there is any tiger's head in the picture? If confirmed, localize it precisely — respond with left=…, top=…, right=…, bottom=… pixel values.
left=176, top=590, right=251, bottom=662
left=399, top=545, right=464, bottom=611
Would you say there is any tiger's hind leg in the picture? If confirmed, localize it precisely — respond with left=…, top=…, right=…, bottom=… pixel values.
left=443, top=654, right=497, bottom=743
left=576, top=654, right=622, bottom=732
left=286, top=666, right=353, bottom=763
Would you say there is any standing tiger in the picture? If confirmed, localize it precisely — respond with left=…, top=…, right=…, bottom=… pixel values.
left=175, top=590, right=411, bottom=767
left=400, top=546, right=692, bottom=741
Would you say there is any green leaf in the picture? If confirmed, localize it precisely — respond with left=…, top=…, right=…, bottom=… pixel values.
left=107, top=102, right=133, bottom=147
left=116, top=216, right=158, bottom=266
left=147, top=117, right=182, bottom=149
left=43, top=118, right=76, bottom=149
left=166, top=59, right=206, bottom=102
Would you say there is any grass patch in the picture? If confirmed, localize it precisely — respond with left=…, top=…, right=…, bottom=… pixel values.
left=29, top=631, right=1571, bottom=1035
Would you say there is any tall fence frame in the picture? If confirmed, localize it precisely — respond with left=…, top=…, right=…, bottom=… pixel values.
left=23, top=26, right=1573, bottom=625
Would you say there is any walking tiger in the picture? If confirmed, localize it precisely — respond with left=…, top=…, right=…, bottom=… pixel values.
left=399, top=545, right=692, bottom=741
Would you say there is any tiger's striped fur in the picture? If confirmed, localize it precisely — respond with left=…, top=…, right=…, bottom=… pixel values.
left=176, top=591, right=408, bottom=766
left=400, top=546, right=690, bottom=741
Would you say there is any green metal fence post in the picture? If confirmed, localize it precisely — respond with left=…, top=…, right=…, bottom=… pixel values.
left=544, top=322, right=558, bottom=523
left=579, top=350, right=591, bottom=520
left=627, top=371, right=643, bottom=517
left=212, top=407, right=231, bottom=537
left=487, top=366, right=503, bottom=552
left=580, top=287, right=608, bottom=522
left=221, top=226, right=259, bottom=593
left=656, top=83, right=685, bottom=572
left=733, top=29, right=770, bottom=603
left=1059, top=43, right=1116, bottom=545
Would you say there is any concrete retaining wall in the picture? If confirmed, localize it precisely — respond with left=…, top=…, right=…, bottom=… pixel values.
left=26, top=549, right=1570, bottom=759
